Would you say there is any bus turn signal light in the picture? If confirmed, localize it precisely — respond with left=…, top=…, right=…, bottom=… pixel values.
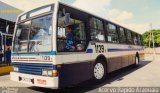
left=52, top=70, right=58, bottom=77
left=57, top=64, right=62, bottom=68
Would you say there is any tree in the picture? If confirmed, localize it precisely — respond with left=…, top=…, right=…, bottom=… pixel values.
left=142, top=29, right=160, bottom=47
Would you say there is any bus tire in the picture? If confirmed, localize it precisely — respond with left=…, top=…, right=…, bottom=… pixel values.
left=92, top=59, right=107, bottom=83
left=135, top=54, right=140, bottom=66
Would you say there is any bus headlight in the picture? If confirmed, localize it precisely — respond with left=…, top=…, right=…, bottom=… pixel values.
left=47, top=70, right=53, bottom=76
left=52, top=70, right=58, bottom=77
left=42, top=70, right=48, bottom=76
left=13, top=67, right=19, bottom=72
left=42, top=69, right=58, bottom=77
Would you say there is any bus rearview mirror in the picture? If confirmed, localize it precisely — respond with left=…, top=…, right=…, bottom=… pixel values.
left=64, top=13, right=71, bottom=26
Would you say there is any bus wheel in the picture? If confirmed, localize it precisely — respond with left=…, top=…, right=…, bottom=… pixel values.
left=93, top=60, right=106, bottom=83
left=135, top=55, right=139, bottom=66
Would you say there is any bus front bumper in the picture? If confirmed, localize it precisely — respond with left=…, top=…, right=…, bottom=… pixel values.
left=10, top=72, right=59, bottom=89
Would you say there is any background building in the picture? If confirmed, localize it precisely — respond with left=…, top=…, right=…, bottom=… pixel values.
left=0, top=1, right=23, bottom=34
left=0, top=1, right=23, bottom=65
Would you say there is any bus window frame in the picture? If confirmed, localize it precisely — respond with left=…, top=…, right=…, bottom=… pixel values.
left=132, top=32, right=139, bottom=45
left=90, top=16, right=106, bottom=42
left=118, top=27, right=127, bottom=44
left=13, top=13, right=54, bottom=54
left=56, top=5, right=89, bottom=52
left=105, top=22, right=119, bottom=43
left=126, top=30, right=133, bottom=45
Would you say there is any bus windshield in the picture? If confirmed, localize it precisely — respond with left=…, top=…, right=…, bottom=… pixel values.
left=13, top=14, right=52, bottom=53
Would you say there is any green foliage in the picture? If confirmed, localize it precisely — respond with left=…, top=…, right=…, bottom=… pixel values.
left=142, top=29, right=160, bottom=47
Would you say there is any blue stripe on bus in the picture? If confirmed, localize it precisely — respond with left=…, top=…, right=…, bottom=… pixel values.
left=11, top=51, right=56, bottom=56
left=108, top=48, right=143, bottom=52
left=12, top=62, right=54, bottom=75
left=86, top=49, right=93, bottom=53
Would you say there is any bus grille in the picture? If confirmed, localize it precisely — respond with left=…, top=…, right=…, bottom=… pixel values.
left=12, top=62, right=53, bottom=75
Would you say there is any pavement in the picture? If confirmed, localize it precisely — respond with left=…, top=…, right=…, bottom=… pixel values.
left=0, top=55, right=160, bottom=93
left=0, top=75, right=30, bottom=87
left=103, top=57, right=160, bottom=87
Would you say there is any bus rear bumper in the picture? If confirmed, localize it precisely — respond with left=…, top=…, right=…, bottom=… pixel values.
left=10, top=72, right=59, bottom=89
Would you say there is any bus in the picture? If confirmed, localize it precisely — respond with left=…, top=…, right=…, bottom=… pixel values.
left=0, top=31, right=12, bottom=65
left=10, top=2, right=144, bottom=88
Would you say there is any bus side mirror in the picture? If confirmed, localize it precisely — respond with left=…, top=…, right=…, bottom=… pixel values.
left=64, top=13, right=71, bottom=26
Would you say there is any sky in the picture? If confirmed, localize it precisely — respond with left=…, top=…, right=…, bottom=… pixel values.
left=1, top=0, right=160, bottom=34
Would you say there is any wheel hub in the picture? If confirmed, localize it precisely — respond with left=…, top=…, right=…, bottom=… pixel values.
left=136, top=57, right=139, bottom=65
left=94, top=63, right=104, bottom=80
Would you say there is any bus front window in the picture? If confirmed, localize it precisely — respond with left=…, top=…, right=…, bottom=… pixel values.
left=13, top=14, right=52, bottom=53
left=13, top=21, right=30, bottom=52
left=29, top=15, right=52, bottom=52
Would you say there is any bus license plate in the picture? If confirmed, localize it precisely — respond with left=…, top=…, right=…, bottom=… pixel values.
left=22, top=77, right=31, bottom=82
left=19, top=76, right=34, bottom=84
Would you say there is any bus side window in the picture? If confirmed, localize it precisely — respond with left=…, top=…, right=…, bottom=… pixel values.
left=126, top=30, right=133, bottom=44
left=106, top=23, right=119, bottom=43
left=132, top=32, right=138, bottom=45
left=90, top=17, right=105, bottom=42
left=57, top=11, right=86, bottom=52
left=119, top=27, right=127, bottom=44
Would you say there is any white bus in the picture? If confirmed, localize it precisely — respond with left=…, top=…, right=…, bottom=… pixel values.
left=11, top=2, right=144, bottom=88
